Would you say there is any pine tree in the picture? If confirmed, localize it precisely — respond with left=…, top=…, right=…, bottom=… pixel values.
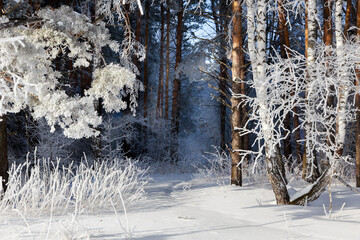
left=230, top=0, right=243, bottom=186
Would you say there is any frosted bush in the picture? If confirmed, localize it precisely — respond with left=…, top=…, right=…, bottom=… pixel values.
left=0, top=157, right=148, bottom=216
left=193, top=147, right=231, bottom=185
left=244, top=157, right=268, bottom=186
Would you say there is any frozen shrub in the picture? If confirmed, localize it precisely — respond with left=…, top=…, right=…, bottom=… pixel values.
left=0, top=157, right=148, bottom=216
left=193, top=147, right=231, bottom=185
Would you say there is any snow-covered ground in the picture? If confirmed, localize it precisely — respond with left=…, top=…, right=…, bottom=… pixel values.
left=1, top=174, right=360, bottom=240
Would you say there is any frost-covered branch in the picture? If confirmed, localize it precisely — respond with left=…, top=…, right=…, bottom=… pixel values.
left=0, top=6, right=142, bottom=139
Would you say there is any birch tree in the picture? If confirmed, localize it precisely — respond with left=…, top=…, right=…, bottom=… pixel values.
left=239, top=0, right=355, bottom=205
left=246, top=0, right=290, bottom=203
left=302, top=0, right=321, bottom=182
left=334, top=0, right=350, bottom=158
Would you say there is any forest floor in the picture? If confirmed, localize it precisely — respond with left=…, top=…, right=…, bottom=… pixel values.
left=0, top=173, right=360, bottom=239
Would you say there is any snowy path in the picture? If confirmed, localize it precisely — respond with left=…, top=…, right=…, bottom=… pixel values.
left=1, top=174, right=360, bottom=239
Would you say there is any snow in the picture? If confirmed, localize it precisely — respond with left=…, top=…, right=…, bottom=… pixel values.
left=1, top=174, right=359, bottom=239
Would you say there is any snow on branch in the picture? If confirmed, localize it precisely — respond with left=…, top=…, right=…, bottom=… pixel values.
left=87, top=63, right=142, bottom=114
left=239, top=41, right=360, bottom=171
left=0, top=6, right=142, bottom=139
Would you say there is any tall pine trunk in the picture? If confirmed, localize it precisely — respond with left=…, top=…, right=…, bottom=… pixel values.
left=133, top=11, right=142, bottom=70
left=171, top=0, right=183, bottom=133
left=156, top=4, right=165, bottom=118
left=164, top=3, right=171, bottom=119
left=344, top=0, right=353, bottom=38
left=211, top=0, right=228, bottom=152
left=219, top=0, right=228, bottom=152
left=230, top=0, right=242, bottom=186
left=170, top=0, right=183, bottom=160
left=143, top=1, right=150, bottom=118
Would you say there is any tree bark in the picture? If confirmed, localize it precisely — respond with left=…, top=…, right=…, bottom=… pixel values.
left=246, top=0, right=289, bottom=202
left=211, top=0, right=228, bottom=152
left=0, top=1, right=8, bottom=194
left=156, top=4, right=165, bottom=118
left=164, top=3, right=171, bottom=119
left=230, top=0, right=242, bottom=186
left=355, top=0, right=360, bottom=187
left=344, top=0, right=353, bottom=39
left=356, top=83, right=360, bottom=187
left=133, top=11, right=142, bottom=70
left=290, top=168, right=332, bottom=205
left=143, top=0, right=150, bottom=118
left=334, top=0, right=350, bottom=158
left=171, top=0, right=183, bottom=134
left=278, top=0, right=301, bottom=165
left=303, top=0, right=321, bottom=182
left=0, top=116, right=8, bottom=193
left=220, top=0, right=229, bottom=153
left=240, top=30, right=248, bottom=168
left=323, top=0, right=335, bottom=170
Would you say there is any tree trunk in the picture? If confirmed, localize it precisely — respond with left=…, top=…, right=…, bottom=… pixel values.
left=24, top=110, right=38, bottom=158
left=171, top=0, right=183, bottom=133
left=219, top=66, right=227, bottom=152
left=0, top=116, right=8, bottom=193
left=0, top=1, right=8, bottom=193
left=290, top=168, right=332, bottom=205
left=240, top=40, right=248, bottom=167
left=212, top=0, right=228, bottom=152
left=133, top=11, right=142, bottom=70
left=143, top=0, right=150, bottom=118
left=246, top=0, right=289, bottom=202
left=344, top=0, right=353, bottom=39
left=230, top=0, right=242, bottom=186
left=324, top=0, right=335, bottom=169
left=90, top=0, right=102, bottom=160
left=266, top=147, right=290, bottom=204
left=156, top=4, right=165, bottom=118
left=278, top=0, right=301, bottom=164
left=355, top=0, right=360, bottom=187
left=303, top=0, right=321, bottom=182
left=335, top=0, right=350, bottom=158
left=164, top=3, right=171, bottom=119
left=324, top=0, right=333, bottom=48
left=356, top=84, right=360, bottom=187
left=220, top=0, right=229, bottom=153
